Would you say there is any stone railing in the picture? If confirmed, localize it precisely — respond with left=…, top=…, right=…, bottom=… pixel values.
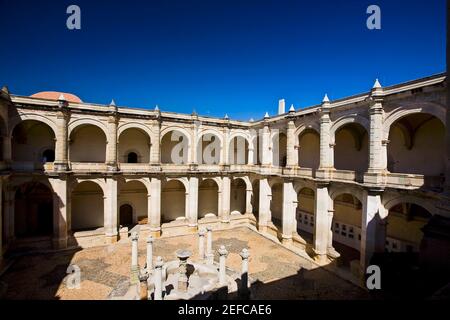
left=385, top=173, right=443, bottom=190
left=70, top=162, right=107, bottom=172
left=119, top=163, right=152, bottom=173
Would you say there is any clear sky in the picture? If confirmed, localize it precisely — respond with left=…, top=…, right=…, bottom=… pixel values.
left=0, top=0, right=446, bottom=120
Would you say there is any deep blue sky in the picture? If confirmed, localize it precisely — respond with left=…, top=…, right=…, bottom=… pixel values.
left=0, top=0, right=446, bottom=120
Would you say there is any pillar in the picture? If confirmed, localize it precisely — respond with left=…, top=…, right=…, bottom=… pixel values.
left=104, top=178, right=118, bottom=243
left=191, top=122, right=199, bottom=165
left=258, top=178, right=271, bottom=231
left=318, top=97, right=333, bottom=170
left=149, top=177, right=161, bottom=237
left=106, top=115, right=118, bottom=171
left=281, top=180, right=296, bottom=244
left=261, top=125, right=271, bottom=166
left=313, top=183, right=330, bottom=263
left=198, top=228, right=206, bottom=260
left=146, top=236, right=154, bottom=271
left=54, top=110, right=69, bottom=171
left=221, top=176, right=230, bottom=223
left=188, top=177, right=198, bottom=229
left=245, top=187, right=253, bottom=214
left=221, top=127, right=230, bottom=166
left=2, top=135, right=11, bottom=163
left=150, top=121, right=161, bottom=165
left=218, top=245, right=228, bottom=286
left=239, top=248, right=250, bottom=298
left=247, top=145, right=254, bottom=165
left=154, top=256, right=164, bottom=300
left=51, top=177, right=68, bottom=249
left=130, top=232, right=139, bottom=284
left=360, top=189, right=386, bottom=275
left=286, top=119, right=297, bottom=167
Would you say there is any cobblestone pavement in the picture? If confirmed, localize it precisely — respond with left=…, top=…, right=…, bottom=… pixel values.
left=0, top=227, right=370, bottom=300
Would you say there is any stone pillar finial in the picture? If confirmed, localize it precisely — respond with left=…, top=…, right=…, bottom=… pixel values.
left=130, top=232, right=139, bottom=284
left=239, top=248, right=250, bottom=298
left=146, top=236, right=154, bottom=272
left=154, top=256, right=164, bottom=300
left=218, top=245, right=229, bottom=286
left=176, top=249, right=192, bottom=293
left=198, top=228, right=206, bottom=260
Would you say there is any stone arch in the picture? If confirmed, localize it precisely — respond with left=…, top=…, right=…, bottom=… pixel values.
left=9, top=113, right=58, bottom=138
left=330, top=184, right=364, bottom=203
left=160, top=127, right=191, bottom=164
left=119, top=179, right=148, bottom=225
left=383, top=195, right=437, bottom=216
left=330, top=115, right=369, bottom=141
left=294, top=122, right=320, bottom=145
left=117, top=122, right=153, bottom=138
left=198, top=178, right=219, bottom=218
left=197, top=129, right=222, bottom=164
left=231, top=177, right=247, bottom=215
left=11, top=119, right=56, bottom=164
left=271, top=130, right=287, bottom=167
left=228, top=135, right=249, bottom=165
left=118, top=126, right=151, bottom=163
left=71, top=180, right=105, bottom=231
left=383, top=103, right=446, bottom=141
left=296, top=124, right=320, bottom=169
left=161, top=178, right=187, bottom=223
left=69, top=121, right=107, bottom=163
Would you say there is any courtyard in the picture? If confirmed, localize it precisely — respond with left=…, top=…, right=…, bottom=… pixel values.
left=0, top=227, right=369, bottom=300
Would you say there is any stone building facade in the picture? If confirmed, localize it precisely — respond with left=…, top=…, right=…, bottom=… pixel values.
left=0, top=73, right=449, bottom=279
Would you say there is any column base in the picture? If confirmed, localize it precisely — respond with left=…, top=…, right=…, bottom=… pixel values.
left=106, top=163, right=118, bottom=172
left=281, top=235, right=293, bottom=245
left=104, top=234, right=118, bottom=244
left=52, top=237, right=68, bottom=250
left=363, top=171, right=387, bottom=185
left=53, top=162, right=69, bottom=171
left=187, top=224, right=198, bottom=233
left=149, top=227, right=161, bottom=238
left=257, top=224, right=267, bottom=233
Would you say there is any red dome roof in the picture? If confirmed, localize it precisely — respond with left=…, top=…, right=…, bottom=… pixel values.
left=30, top=91, right=82, bottom=103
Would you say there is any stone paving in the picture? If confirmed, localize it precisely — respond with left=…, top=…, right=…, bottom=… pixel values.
left=0, top=227, right=370, bottom=300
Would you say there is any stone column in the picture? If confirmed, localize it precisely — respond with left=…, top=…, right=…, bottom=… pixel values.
left=286, top=119, right=297, bottom=167
left=198, top=228, right=206, bottom=260
left=245, top=188, right=253, bottom=214
left=360, top=188, right=386, bottom=275
left=106, top=115, right=118, bottom=171
left=2, top=135, right=11, bottom=163
left=318, top=96, right=333, bottom=171
left=206, top=227, right=214, bottom=264
left=191, top=121, right=199, bottom=166
left=104, top=178, right=118, bottom=243
left=154, top=256, right=164, bottom=300
left=258, top=178, right=271, bottom=231
left=130, top=232, right=139, bottom=284
left=218, top=245, right=228, bottom=286
left=149, top=177, right=161, bottom=237
left=281, top=180, right=296, bottom=244
left=150, top=120, right=161, bottom=165
left=221, top=176, right=231, bottom=223
left=222, top=127, right=230, bottom=166
left=146, top=236, right=154, bottom=271
left=0, top=178, right=3, bottom=263
left=188, top=177, right=198, bottom=229
left=54, top=110, right=69, bottom=171
left=239, top=248, right=250, bottom=298
left=313, top=183, right=331, bottom=264
left=51, top=177, right=68, bottom=249
left=366, top=82, right=386, bottom=186
left=261, top=124, right=271, bottom=166
left=247, top=145, right=254, bottom=165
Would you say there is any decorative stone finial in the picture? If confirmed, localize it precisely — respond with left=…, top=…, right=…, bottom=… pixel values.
left=322, top=94, right=330, bottom=103
left=154, top=104, right=159, bottom=111
left=224, top=114, right=229, bottom=119
left=110, top=99, right=116, bottom=106
left=131, top=232, right=139, bottom=241
left=218, top=245, right=228, bottom=256
left=240, top=248, right=250, bottom=259
left=58, top=93, right=66, bottom=101
left=373, top=78, right=382, bottom=89
left=155, top=256, right=164, bottom=268
left=289, top=104, right=295, bottom=112
left=249, top=118, right=254, bottom=122
left=264, top=112, right=269, bottom=119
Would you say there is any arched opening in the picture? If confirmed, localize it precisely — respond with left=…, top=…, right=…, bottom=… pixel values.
left=198, top=133, right=220, bottom=164
left=69, top=124, right=106, bottom=162
left=272, top=133, right=287, bottom=167
left=298, top=129, right=320, bottom=169
left=198, top=179, right=219, bottom=219
left=334, top=123, right=368, bottom=172
left=229, top=137, right=249, bottom=165
left=12, top=120, right=55, bottom=166
left=386, top=203, right=431, bottom=253
left=251, top=180, right=259, bottom=221
left=161, top=180, right=186, bottom=223
left=71, top=181, right=104, bottom=231
left=14, top=182, right=53, bottom=238
left=296, top=187, right=315, bottom=242
left=332, top=193, right=362, bottom=268
left=270, top=182, right=283, bottom=229
left=119, top=204, right=133, bottom=227
left=118, top=128, right=150, bottom=163
left=387, top=114, right=445, bottom=175
left=230, top=178, right=246, bottom=215
left=127, top=152, right=138, bottom=163
left=161, top=130, right=189, bottom=164
left=119, top=180, right=148, bottom=225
